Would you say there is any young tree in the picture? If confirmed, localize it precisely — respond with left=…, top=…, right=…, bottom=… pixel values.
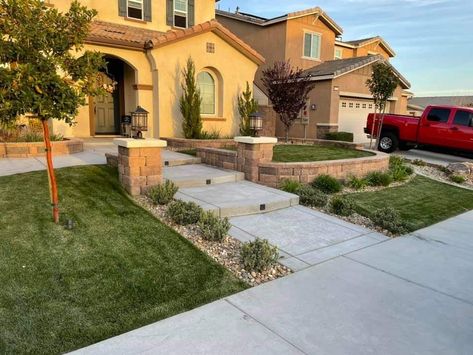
left=262, top=61, right=315, bottom=142
left=366, top=62, right=399, bottom=149
left=179, top=57, right=202, bottom=139
left=238, top=82, right=258, bottom=136
left=0, top=0, right=106, bottom=223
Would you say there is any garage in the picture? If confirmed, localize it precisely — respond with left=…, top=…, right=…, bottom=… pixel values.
left=338, top=98, right=391, bottom=143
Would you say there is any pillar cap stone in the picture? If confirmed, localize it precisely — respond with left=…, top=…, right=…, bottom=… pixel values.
left=234, top=136, right=278, bottom=144
left=114, top=138, right=168, bottom=148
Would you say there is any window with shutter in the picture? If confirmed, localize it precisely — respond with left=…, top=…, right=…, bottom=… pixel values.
left=127, top=0, right=143, bottom=20
left=174, top=0, right=188, bottom=28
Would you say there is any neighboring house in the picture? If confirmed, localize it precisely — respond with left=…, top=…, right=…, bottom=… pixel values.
left=408, top=96, right=473, bottom=117
left=216, top=7, right=411, bottom=142
left=44, top=0, right=263, bottom=138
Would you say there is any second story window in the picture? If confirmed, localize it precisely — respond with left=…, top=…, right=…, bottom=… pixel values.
left=127, top=0, right=143, bottom=20
left=174, top=0, right=188, bottom=28
left=303, top=32, right=321, bottom=60
left=334, top=48, right=342, bottom=60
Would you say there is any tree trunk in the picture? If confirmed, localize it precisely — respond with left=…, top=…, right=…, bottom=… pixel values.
left=41, top=119, right=59, bottom=224
left=369, top=108, right=378, bottom=150
left=285, top=126, right=289, bottom=143
left=375, top=104, right=387, bottom=150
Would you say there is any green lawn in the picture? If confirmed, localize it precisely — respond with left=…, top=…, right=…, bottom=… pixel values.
left=273, top=144, right=373, bottom=163
left=348, top=175, right=473, bottom=231
left=0, top=166, right=246, bottom=354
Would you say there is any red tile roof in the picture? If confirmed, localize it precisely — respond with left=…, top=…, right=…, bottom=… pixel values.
left=87, top=20, right=264, bottom=64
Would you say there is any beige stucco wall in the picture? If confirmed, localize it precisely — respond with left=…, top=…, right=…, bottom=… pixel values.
left=150, top=31, right=259, bottom=138
left=48, top=0, right=216, bottom=31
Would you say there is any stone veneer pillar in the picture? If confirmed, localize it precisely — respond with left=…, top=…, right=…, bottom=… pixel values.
left=114, top=138, right=167, bottom=196
left=235, top=136, right=278, bottom=182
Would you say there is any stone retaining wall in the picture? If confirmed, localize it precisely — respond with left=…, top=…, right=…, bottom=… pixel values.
left=196, top=147, right=237, bottom=171
left=258, top=151, right=389, bottom=188
left=0, top=139, right=83, bottom=158
left=162, top=137, right=236, bottom=151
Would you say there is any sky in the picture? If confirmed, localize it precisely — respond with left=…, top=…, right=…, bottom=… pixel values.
left=217, top=0, right=473, bottom=97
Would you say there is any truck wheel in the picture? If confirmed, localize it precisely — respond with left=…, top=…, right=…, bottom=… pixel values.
left=378, top=132, right=398, bottom=153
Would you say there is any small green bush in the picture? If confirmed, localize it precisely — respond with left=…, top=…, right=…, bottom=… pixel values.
left=280, top=179, right=303, bottom=193
left=325, top=131, right=354, bottom=142
left=438, top=166, right=451, bottom=175
left=365, top=171, right=393, bottom=187
left=311, top=174, right=342, bottom=194
left=329, top=196, right=355, bottom=216
left=412, top=159, right=426, bottom=166
left=346, top=175, right=367, bottom=190
left=147, top=180, right=179, bottom=205
left=167, top=200, right=203, bottom=225
left=449, top=174, right=466, bottom=184
left=240, top=238, right=279, bottom=272
left=371, top=207, right=407, bottom=235
left=389, top=156, right=414, bottom=182
left=295, top=185, right=328, bottom=207
left=198, top=211, right=231, bottom=242
left=200, top=128, right=221, bottom=140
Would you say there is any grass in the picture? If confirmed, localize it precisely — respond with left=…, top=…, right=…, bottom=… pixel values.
left=347, top=175, right=473, bottom=232
left=0, top=166, right=246, bottom=354
left=272, top=144, right=373, bottom=163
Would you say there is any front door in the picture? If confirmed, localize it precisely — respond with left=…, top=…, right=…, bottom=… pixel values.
left=95, top=74, right=116, bottom=134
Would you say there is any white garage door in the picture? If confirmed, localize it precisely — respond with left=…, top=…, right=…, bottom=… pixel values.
left=338, top=99, right=390, bottom=143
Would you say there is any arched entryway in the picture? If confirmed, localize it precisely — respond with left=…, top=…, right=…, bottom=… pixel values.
left=91, top=56, right=137, bottom=136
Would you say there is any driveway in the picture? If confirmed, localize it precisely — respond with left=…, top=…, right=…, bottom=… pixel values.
left=395, top=148, right=473, bottom=166
left=71, top=211, right=473, bottom=355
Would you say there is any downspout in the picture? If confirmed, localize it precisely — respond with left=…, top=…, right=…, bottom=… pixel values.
left=145, top=40, right=160, bottom=138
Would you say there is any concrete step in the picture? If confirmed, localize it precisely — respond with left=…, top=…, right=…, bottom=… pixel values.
left=162, top=150, right=201, bottom=167
left=164, top=164, right=244, bottom=188
left=175, top=181, right=299, bottom=218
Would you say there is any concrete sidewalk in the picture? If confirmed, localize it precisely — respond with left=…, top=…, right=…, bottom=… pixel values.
left=71, top=211, right=473, bottom=355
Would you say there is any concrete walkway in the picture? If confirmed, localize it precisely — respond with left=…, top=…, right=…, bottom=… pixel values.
left=395, top=148, right=473, bottom=166
left=71, top=211, right=473, bottom=354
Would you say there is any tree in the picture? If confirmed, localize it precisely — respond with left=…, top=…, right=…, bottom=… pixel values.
left=238, top=81, right=258, bottom=136
left=366, top=62, right=399, bottom=149
left=262, top=61, right=315, bottom=142
left=179, top=57, right=202, bottom=139
left=0, top=0, right=106, bottom=223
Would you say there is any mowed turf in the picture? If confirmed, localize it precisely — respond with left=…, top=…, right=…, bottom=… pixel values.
left=273, top=144, right=373, bottom=163
left=0, top=166, right=246, bottom=354
left=348, top=175, right=473, bottom=231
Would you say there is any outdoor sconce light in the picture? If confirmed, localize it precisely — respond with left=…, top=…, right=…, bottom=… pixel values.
left=249, top=112, right=263, bottom=137
left=131, top=106, right=149, bottom=139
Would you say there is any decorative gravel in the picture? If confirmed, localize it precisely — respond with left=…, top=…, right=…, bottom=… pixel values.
left=135, top=196, right=292, bottom=287
left=412, top=165, right=473, bottom=190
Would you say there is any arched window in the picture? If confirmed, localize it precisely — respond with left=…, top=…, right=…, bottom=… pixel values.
left=197, top=71, right=216, bottom=115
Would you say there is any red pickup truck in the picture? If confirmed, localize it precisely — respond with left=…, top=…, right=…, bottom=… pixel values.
left=365, top=105, right=473, bottom=153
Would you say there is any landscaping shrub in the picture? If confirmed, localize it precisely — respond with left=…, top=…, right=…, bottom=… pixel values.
left=240, top=238, right=279, bottom=273
left=346, top=175, right=367, bottom=190
left=365, top=171, right=393, bottom=187
left=449, top=174, right=466, bottom=184
left=147, top=180, right=179, bottom=205
left=280, top=179, right=302, bottom=193
left=438, top=166, right=451, bottom=175
left=325, top=131, right=354, bottom=142
left=311, top=174, right=342, bottom=194
left=412, top=159, right=426, bottom=166
left=371, top=207, right=407, bottom=235
left=295, top=185, right=328, bottom=207
left=167, top=200, right=203, bottom=225
left=329, top=196, right=355, bottom=216
left=200, top=128, right=221, bottom=140
left=389, top=156, right=414, bottom=182
left=198, top=211, right=231, bottom=242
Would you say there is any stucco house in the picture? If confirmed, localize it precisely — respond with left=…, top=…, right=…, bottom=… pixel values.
left=216, top=7, right=411, bottom=142
left=44, top=0, right=263, bottom=139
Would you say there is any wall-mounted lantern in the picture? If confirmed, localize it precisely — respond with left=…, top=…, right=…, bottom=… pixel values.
left=249, top=112, right=263, bottom=137
left=131, top=106, right=149, bottom=139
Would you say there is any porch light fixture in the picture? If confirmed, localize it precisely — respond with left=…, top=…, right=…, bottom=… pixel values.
left=249, top=112, right=263, bottom=137
left=131, top=106, right=149, bottom=139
